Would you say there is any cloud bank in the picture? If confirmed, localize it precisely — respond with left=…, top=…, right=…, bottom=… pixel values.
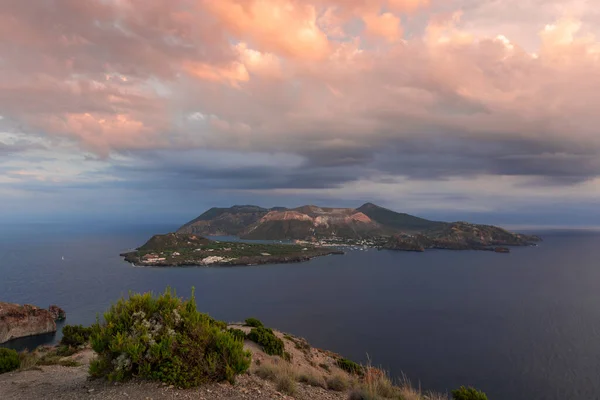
left=1, top=0, right=599, bottom=223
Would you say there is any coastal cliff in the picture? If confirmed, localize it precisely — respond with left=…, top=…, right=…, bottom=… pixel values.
left=0, top=303, right=65, bottom=344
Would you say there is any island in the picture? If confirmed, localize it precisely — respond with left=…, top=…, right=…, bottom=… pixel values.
left=120, top=233, right=343, bottom=267
left=123, top=203, right=540, bottom=266
left=176, top=202, right=540, bottom=252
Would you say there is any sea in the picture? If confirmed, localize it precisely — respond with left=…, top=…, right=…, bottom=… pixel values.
left=1, top=222, right=599, bottom=400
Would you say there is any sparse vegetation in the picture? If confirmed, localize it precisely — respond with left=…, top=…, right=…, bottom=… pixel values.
left=326, top=373, right=350, bottom=391
left=244, top=317, right=264, bottom=328
left=256, top=360, right=297, bottom=396
left=17, top=351, right=39, bottom=371
left=348, top=389, right=379, bottom=400
left=337, top=357, right=364, bottom=375
left=0, top=348, right=20, bottom=373
left=451, top=386, right=488, bottom=400
left=61, top=324, right=93, bottom=347
left=276, top=371, right=297, bottom=395
left=89, top=288, right=251, bottom=387
left=38, top=354, right=80, bottom=367
left=246, top=326, right=285, bottom=356
left=319, top=362, right=331, bottom=372
left=297, top=369, right=327, bottom=388
left=360, top=367, right=397, bottom=398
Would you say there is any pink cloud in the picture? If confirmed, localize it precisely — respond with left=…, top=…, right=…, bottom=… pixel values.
left=0, top=0, right=599, bottom=159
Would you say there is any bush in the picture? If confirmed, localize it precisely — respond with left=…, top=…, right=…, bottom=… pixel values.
left=337, top=358, right=363, bottom=375
left=246, top=326, right=284, bottom=356
left=228, top=328, right=246, bottom=342
left=61, top=325, right=93, bottom=347
left=0, top=348, right=20, bottom=373
left=89, top=288, right=251, bottom=387
left=55, top=345, right=78, bottom=357
left=452, top=386, right=488, bottom=400
left=244, top=318, right=264, bottom=328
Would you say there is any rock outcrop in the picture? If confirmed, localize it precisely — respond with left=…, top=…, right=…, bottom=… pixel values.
left=49, top=305, right=66, bottom=321
left=0, top=302, right=57, bottom=344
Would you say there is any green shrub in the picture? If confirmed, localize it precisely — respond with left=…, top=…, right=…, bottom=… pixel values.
left=283, top=351, right=292, bottom=362
left=336, top=358, right=363, bottom=375
left=0, top=348, right=20, bottom=373
left=208, top=317, right=228, bottom=330
left=452, top=386, right=489, bottom=400
left=89, top=288, right=251, bottom=387
left=246, top=327, right=284, bottom=356
left=61, top=325, right=93, bottom=347
left=244, top=318, right=264, bottom=328
left=55, top=345, right=78, bottom=357
left=228, top=328, right=246, bottom=342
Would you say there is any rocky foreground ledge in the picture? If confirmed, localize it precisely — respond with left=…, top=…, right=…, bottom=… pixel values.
left=0, top=325, right=451, bottom=400
left=0, top=303, right=66, bottom=344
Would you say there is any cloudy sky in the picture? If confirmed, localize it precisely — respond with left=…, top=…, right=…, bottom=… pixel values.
left=1, top=0, right=599, bottom=227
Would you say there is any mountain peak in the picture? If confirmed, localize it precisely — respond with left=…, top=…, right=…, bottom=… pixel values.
left=358, top=202, right=382, bottom=210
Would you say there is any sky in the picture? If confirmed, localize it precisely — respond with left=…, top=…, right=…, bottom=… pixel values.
left=1, top=0, right=599, bottom=227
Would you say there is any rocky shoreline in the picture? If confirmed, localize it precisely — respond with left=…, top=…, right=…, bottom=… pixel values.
left=0, top=303, right=66, bottom=344
left=122, top=250, right=344, bottom=267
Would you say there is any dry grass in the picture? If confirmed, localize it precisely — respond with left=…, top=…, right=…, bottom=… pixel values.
left=297, top=369, right=327, bottom=389
left=18, top=351, right=40, bottom=371
left=15, top=346, right=82, bottom=371
left=276, top=373, right=297, bottom=396
left=346, top=360, right=450, bottom=400
left=394, top=374, right=449, bottom=400
left=326, top=373, right=350, bottom=391
left=255, top=362, right=279, bottom=380
left=255, top=360, right=297, bottom=395
left=253, top=343, right=451, bottom=400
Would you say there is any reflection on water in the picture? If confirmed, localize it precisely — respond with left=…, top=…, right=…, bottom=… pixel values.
left=3, top=331, right=58, bottom=351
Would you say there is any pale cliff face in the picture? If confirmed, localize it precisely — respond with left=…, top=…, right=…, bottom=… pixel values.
left=261, top=209, right=375, bottom=227
left=260, top=211, right=314, bottom=223
left=0, top=302, right=57, bottom=344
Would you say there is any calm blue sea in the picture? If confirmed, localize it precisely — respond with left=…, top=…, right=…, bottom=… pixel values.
left=1, top=223, right=600, bottom=400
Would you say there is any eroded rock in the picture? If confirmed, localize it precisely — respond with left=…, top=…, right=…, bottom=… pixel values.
left=0, top=302, right=57, bottom=344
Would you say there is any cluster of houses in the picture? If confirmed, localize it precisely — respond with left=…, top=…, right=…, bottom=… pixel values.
left=141, top=253, right=166, bottom=263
